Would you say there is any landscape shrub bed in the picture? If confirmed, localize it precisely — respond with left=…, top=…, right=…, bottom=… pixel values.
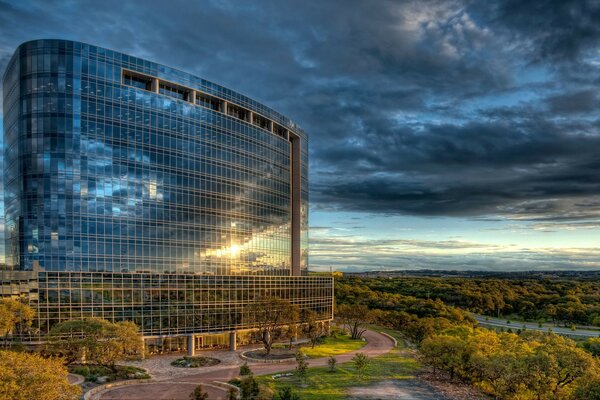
left=69, top=364, right=149, bottom=382
left=170, top=356, right=220, bottom=368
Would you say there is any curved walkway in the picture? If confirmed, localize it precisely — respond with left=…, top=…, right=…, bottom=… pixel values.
left=97, top=330, right=395, bottom=400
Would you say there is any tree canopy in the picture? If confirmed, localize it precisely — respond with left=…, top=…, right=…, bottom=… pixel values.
left=47, top=318, right=143, bottom=367
left=249, top=297, right=299, bottom=355
left=0, top=350, right=80, bottom=400
left=0, top=298, right=35, bottom=345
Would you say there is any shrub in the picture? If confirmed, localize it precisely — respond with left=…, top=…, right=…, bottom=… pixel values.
left=190, top=384, right=209, bottom=400
left=295, top=350, right=308, bottom=378
left=327, top=355, right=337, bottom=372
left=240, top=375, right=259, bottom=400
left=227, top=387, right=238, bottom=400
left=274, top=386, right=300, bottom=400
left=240, top=362, right=252, bottom=376
left=352, top=352, right=370, bottom=379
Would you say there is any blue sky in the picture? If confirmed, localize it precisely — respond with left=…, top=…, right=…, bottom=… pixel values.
left=1, top=0, right=600, bottom=271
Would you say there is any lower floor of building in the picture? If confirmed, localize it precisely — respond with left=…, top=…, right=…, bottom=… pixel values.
left=0, top=270, right=334, bottom=344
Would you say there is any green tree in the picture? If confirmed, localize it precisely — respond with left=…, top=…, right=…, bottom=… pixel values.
left=574, top=372, right=600, bottom=400
left=228, top=387, right=238, bottom=400
left=327, top=355, right=337, bottom=372
left=295, top=350, right=308, bottom=378
left=47, top=318, right=143, bottom=368
left=419, top=334, right=469, bottom=381
left=240, top=374, right=259, bottom=400
left=240, top=362, right=252, bottom=376
left=524, top=334, right=595, bottom=398
left=0, top=350, right=81, bottom=400
left=250, top=297, right=299, bottom=356
left=190, top=384, right=209, bottom=400
left=274, top=386, right=300, bottom=400
left=302, top=309, right=324, bottom=348
left=337, top=304, right=372, bottom=339
left=352, top=352, right=370, bottom=379
left=0, top=298, right=35, bottom=347
left=582, top=337, right=600, bottom=356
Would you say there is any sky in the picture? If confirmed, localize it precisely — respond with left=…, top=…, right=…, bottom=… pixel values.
left=1, top=0, right=600, bottom=272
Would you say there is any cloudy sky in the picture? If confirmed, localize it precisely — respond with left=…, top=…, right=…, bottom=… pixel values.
left=1, top=0, right=600, bottom=271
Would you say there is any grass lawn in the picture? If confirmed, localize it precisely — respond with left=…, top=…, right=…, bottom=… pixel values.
left=257, top=328, right=420, bottom=400
left=301, top=333, right=366, bottom=358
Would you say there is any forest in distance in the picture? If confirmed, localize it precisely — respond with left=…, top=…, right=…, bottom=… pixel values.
left=335, top=272, right=600, bottom=327
left=333, top=273, right=600, bottom=399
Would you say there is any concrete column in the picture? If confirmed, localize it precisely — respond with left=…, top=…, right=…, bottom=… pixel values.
left=151, top=78, right=159, bottom=94
left=249, top=111, right=254, bottom=124
left=229, top=331, right=237, bottom=352
left=189, top=89, right=197, bottom=104
left=141, top=337, right=146, bottom=360
left=268, top=120, right=274, bottom=132
left=290, top=134, right=301, bottom=276
left=187, top=334, right=195, bottom=356
left=222, top=101, right=228, bottom=114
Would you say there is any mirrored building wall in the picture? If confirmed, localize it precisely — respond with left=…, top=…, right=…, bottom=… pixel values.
left=3, top=39, right=310, bottom=276
left=2, top=40, right=330, bottom=341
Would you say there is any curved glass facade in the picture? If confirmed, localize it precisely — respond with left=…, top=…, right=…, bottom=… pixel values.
left=2, top=40, right=330, bottom=342
left=3, top=39, right=309, bottom=276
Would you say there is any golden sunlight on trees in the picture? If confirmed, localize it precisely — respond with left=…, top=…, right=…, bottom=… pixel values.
left=419, top=327, right=598, bottom=399
left=0, top=350, right=80, bottom=400
left=47, top=318, right=143, bottom=368
left=0, top=298, right=35, bottom=346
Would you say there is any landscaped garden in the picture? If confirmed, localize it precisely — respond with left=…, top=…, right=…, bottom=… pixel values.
left=170, top=356, right=220, bottom=368
left=69, top=364, right=149, bottom=383
left=245, top=330, right=366, bottom=361
left=256, top=328, right=420, bottom=400
left=300, top=331, right=366, bottom=358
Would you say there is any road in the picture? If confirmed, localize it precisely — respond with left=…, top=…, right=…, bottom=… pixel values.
left=472, top=314, right=600, bottom=338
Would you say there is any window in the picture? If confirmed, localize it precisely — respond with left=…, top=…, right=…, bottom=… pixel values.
left=159, top=82, right=187, bottom=100
left=123, top=71, right=152, bottom=91
left=227, top=104, right=247, bottom=120
left=197, top=93, right=221, bottom=111
left=253, top=114, right=270, bottom=130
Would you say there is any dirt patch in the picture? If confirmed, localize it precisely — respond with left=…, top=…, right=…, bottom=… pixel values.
left=419, top=371, right=491, bottom=400
left=347, top=379, right=451, bottom=400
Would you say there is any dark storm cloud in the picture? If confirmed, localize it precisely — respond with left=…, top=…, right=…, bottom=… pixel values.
left=480, top=0, right=600, bottom=63
left=546, top=90, right=599, bottom=115
left=1, top=0, right=600, bottom=221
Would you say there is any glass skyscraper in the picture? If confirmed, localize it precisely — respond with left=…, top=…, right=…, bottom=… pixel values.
left=1, top=39, right=332, bottom=349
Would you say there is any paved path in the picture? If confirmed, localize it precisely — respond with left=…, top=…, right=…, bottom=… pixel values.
left=98, top=330, right=395, bottom=400
left=67, top=373, right=85, bottom=385
left=473, top=314, right=600, bottom=338
left=99, top=382, right=226, bottom=400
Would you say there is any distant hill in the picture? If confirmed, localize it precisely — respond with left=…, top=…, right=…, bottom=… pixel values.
left=343, top=269, right=600, bottom=280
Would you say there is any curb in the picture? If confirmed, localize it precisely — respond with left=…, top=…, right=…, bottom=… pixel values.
left=379, top=332, right=398, bottom=347
left=239, top=347, right=296, bottom=364
left=239, top=350, right=296, bottom=364
left=84, top=379, right=153, bottom=400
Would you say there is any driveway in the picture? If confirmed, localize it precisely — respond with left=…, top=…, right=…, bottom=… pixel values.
left=97, top=329, right=395, bottom=400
